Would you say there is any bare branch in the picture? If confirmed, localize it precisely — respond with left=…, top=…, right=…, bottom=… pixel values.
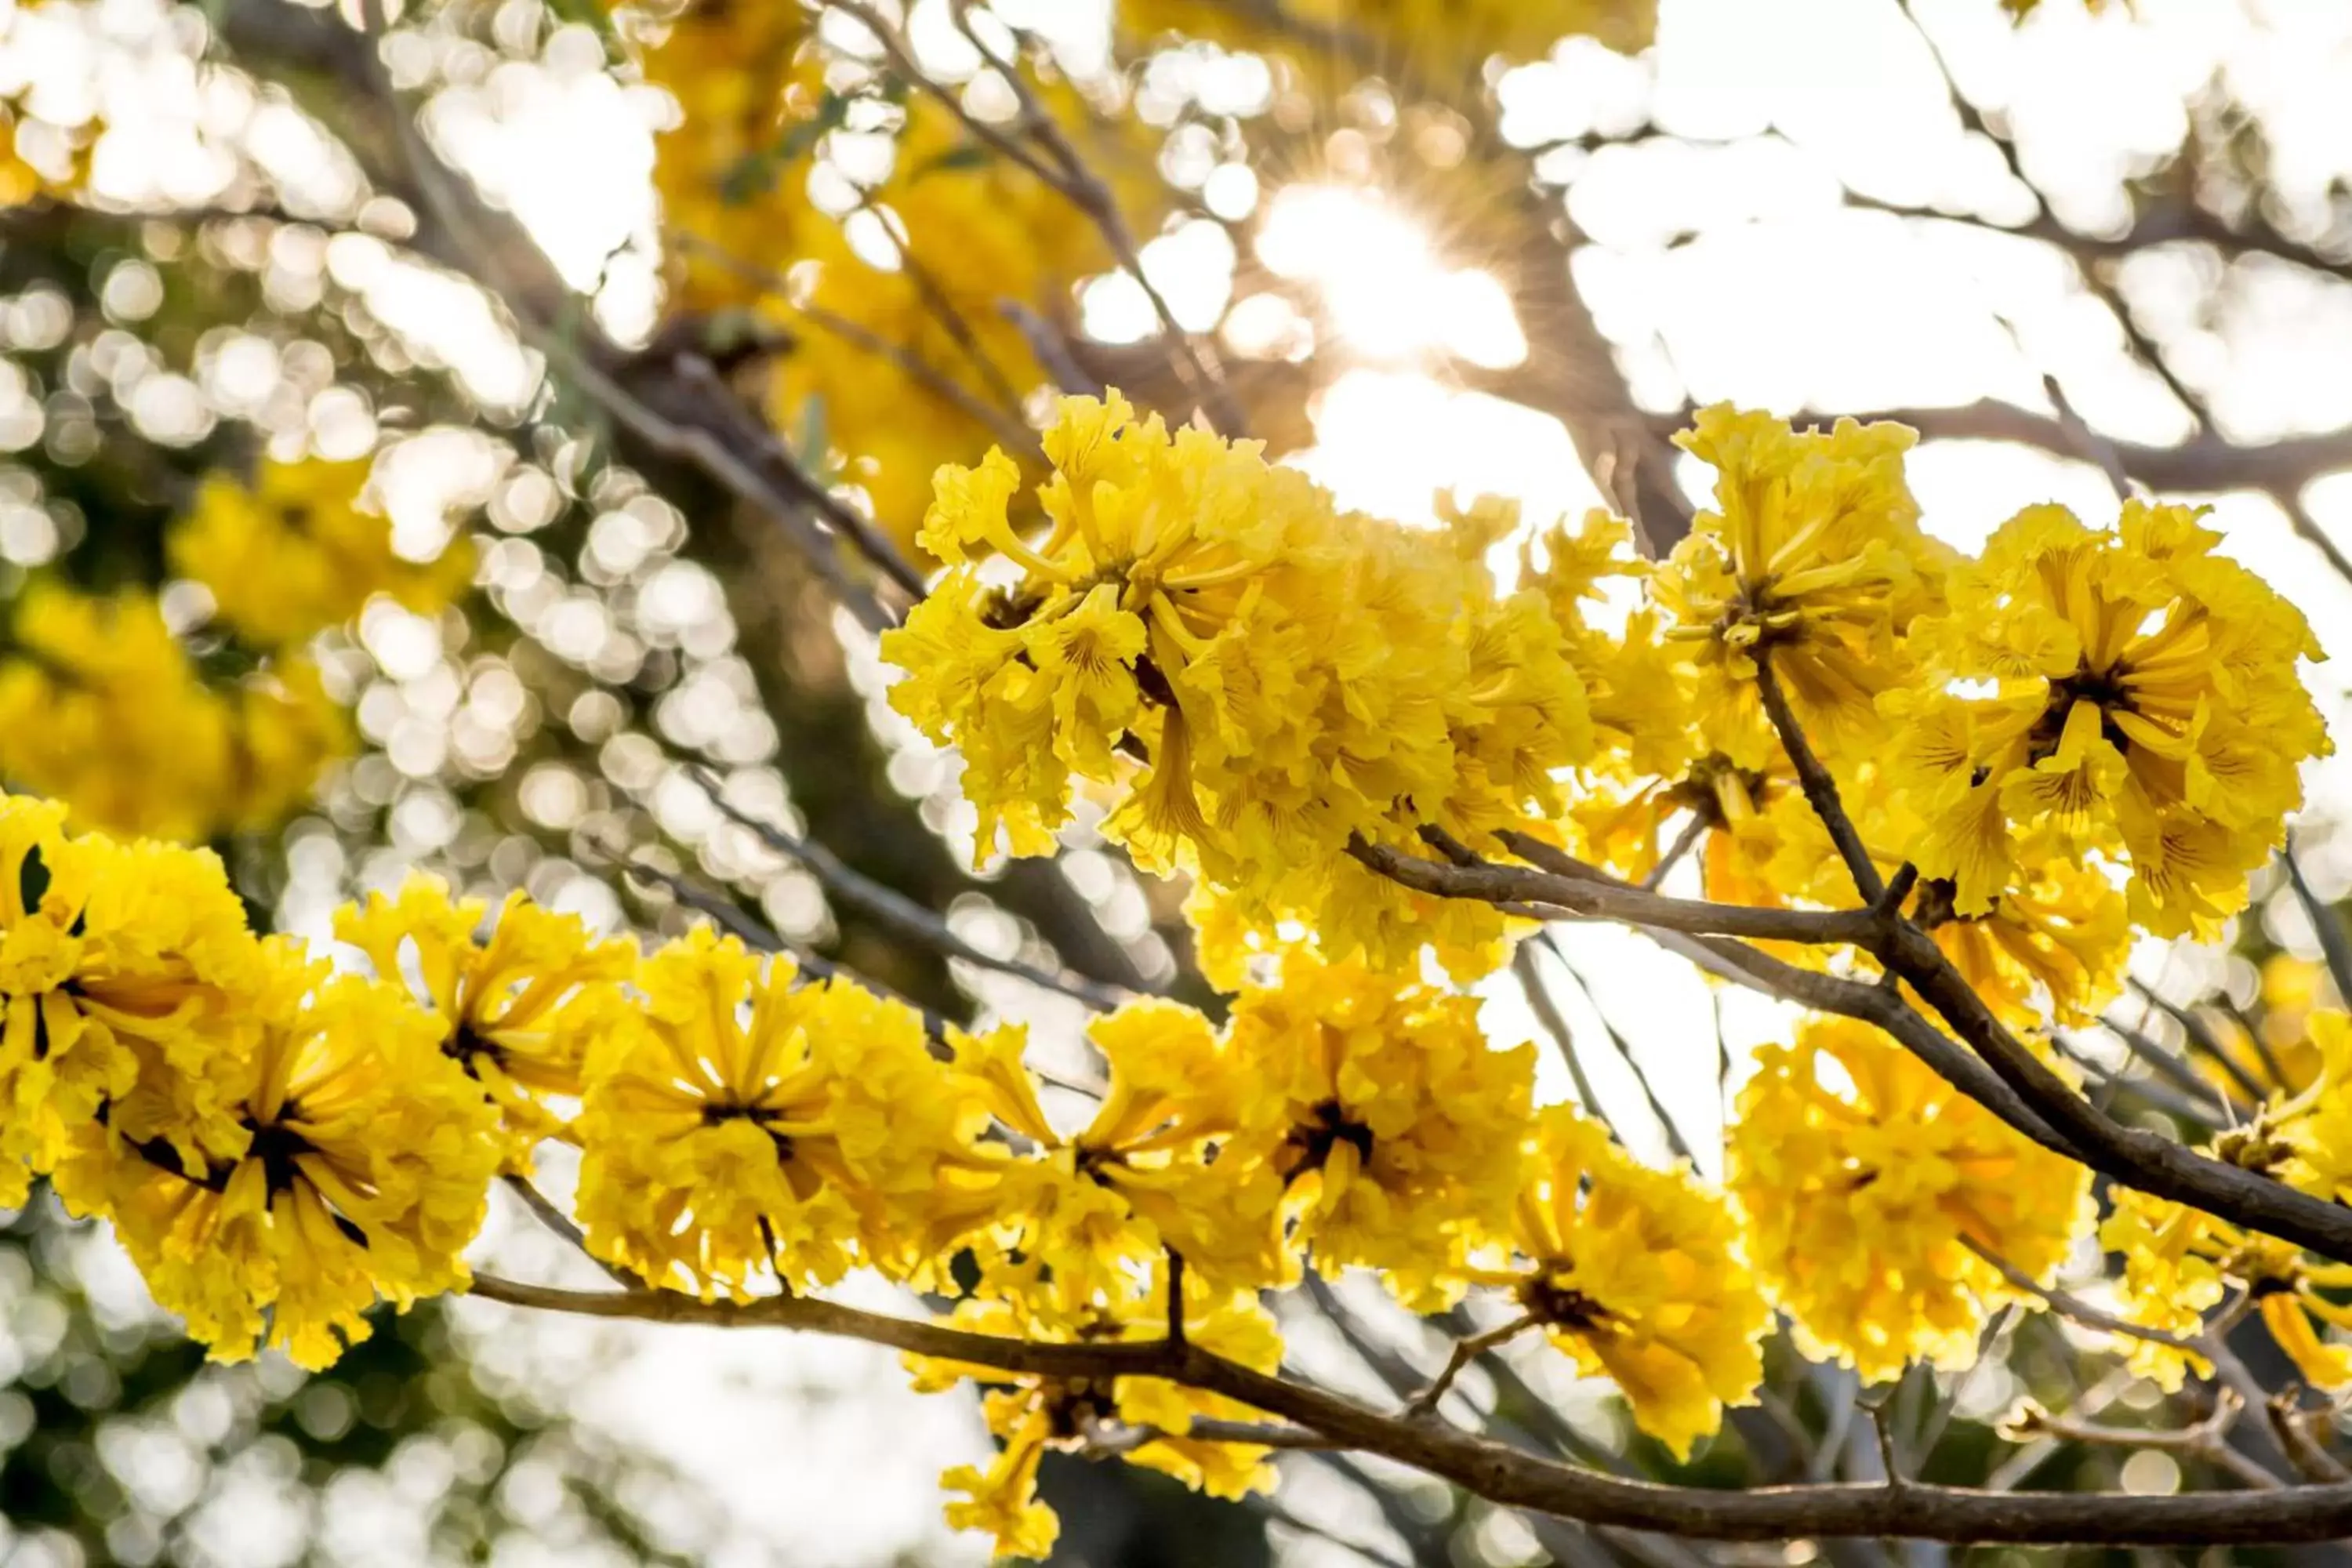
left=688, top=763, right=1134, bottom=1011
left=463, top=1272, right=2352, bottom=1545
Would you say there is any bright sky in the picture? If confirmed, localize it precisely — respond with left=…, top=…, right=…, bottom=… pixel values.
left=13, top=0, right=2352, bottom=1563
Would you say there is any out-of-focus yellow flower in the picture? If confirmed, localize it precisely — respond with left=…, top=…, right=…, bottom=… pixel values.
left=1654, top=405, right=1950, bottom=770
left=884, top=394, right=1596, bottom=975
left=912, top=1277, right=1282, bottom=1560
left=171, top=458, right=475, bottom=648
left=0, top=586, right=354, bottom=840
left=633, top=2, right=1149, bottom=554
left=1730, top=1016, right=2092, bottom=1383
left=1475, top=1107, right=1768, bottom=1458
left=1218, top=952, right=1535, bottom=1308
left=60, top=938, right=497, bottom=1370
left=573, top=926, right=985, bottom=1297
left=336, top=873, right=634, bottom=1169
left=1892, top=501, right=2327, bottom=935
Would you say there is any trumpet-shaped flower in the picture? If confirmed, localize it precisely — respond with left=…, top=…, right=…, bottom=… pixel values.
left=1218, top=953, right=1535, bottom=1308
left=336, top=873, right=634, bottom=1167
left=60, top=940, right=497, bottom=1369
left=573, top=927, right=984, bottom=1296
left=1482, top=1107, right=1769, bottom=1458
left=1894, top=501, right=2327, bottom=933
left=1653, top=405, right=1949, bottom=770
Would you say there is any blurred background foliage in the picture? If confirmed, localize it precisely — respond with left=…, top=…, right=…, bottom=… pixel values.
left=2, top=0, right=2351, bottom=1563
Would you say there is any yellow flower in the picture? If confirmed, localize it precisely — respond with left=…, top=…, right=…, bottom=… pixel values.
left=1654, top=405, right=1949, bottom=769
left=946, top=1002, right=1282, bottom=1312
left=61, top=938, right=498, bottom=1370
left=2279, top=1011, right=2352, bottom=1207
left=1897, top=500, right=2327, bottom=933
left=573, top=927, right=983, bottom=1297
left=0, top=800, right=262, bottom=1210
left=913, top=1276, right=1281, bottom=1560
left=885, top=394, right=1599, bottom=975
left=1483, top=1107, right=1768, bottom=1459
left=2101, top=1191, right=2352, bottom=1393
left=0, top=586, right=354, bottom=840
left=1730, top=1016, right=2092, bottom=1383
left=336, top=873, right=634, bottom=1168
left=1904, top=850, right=2130, bottom=1028
left=172, top=457, right=475, bottom=648
left=1218, top=952, right=1535, bottom=1308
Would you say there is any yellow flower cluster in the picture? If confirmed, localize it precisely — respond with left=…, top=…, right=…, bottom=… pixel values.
left=336, top=876, right=633, bottom=1170
left=631, top=1, right=1138, bottom=550
left=884, top=392, right=1599, bottom=975
left=1729, top=1017, right=2092, bottom=1384
left=1890, top=502, right=2327, bottom=938
left=1653, top=405, right=1951, bottom=772
left=0, top=458, right=473, bottom=841
left=893, top=396, right=2325, bottom=1033
left=0, top=798, right=1795, bottom=1556
left=574, top=924, right=979, bottom=1295
left=0, top=585, right=348, bottom=841
left=1474, top=1106, right=1769, bottom=1458
left=0, top=800, right=501, bottom=1370
left=171, top=458, right=476, bottom=648
left=2103, top=1007, right=2352, bottom=1391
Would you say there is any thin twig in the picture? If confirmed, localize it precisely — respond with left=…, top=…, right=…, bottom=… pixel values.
left=2282, top=838, right=2352, bottom=1018
left=1639, top=814, right=1707, bottom=893
left=1752, top=650, right=1883, bottom=902
left=1515, top=941, right=1608, bottom=1119
left=1406, top=1313, right=1539, bottom=1421
left=688, top=763, right=1132, bottom=1010
left=2006, top=1388, right=2282, bottom=1492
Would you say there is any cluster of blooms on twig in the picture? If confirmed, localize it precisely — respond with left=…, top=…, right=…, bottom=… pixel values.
left=626, top=0, right=1146, bottom=551
left=0, top=786, right=1783, bottom=1559
left=886, top=391, right=1604, bottom=977
left=8, top=386, right=2351, bottom=1559
left=0, top=457, right=473, bottom=840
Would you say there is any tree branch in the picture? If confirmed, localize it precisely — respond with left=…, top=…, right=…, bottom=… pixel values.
left=462, top=1273, right=2352, bottom=1545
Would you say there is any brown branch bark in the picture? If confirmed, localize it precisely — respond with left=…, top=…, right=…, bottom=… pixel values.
left=463, top=1273, right=2352, bottom=1545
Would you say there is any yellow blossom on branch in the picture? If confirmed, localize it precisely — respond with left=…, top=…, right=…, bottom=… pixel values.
left=1477, top=1106, right=1769, bottom=1459
left=1730, top=1016, right=2092, bottom=1383
left=336, top=873, right=635, bottom=1169
left=572, top=926, right=985, bottom=1296
left=1890, top=500, right=2327, bottom=935
left=59, top=938, right=498, bottom=1370
left=884, top=391, right=1597, bottom=975
left=1218, top=951, right=1535, bottom=1309
left=912, top=1276, right=1283, bottom=1561
left=0, top=799, right=260, bottom=1209
left=1654, top=405, right=1951, bottom=771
